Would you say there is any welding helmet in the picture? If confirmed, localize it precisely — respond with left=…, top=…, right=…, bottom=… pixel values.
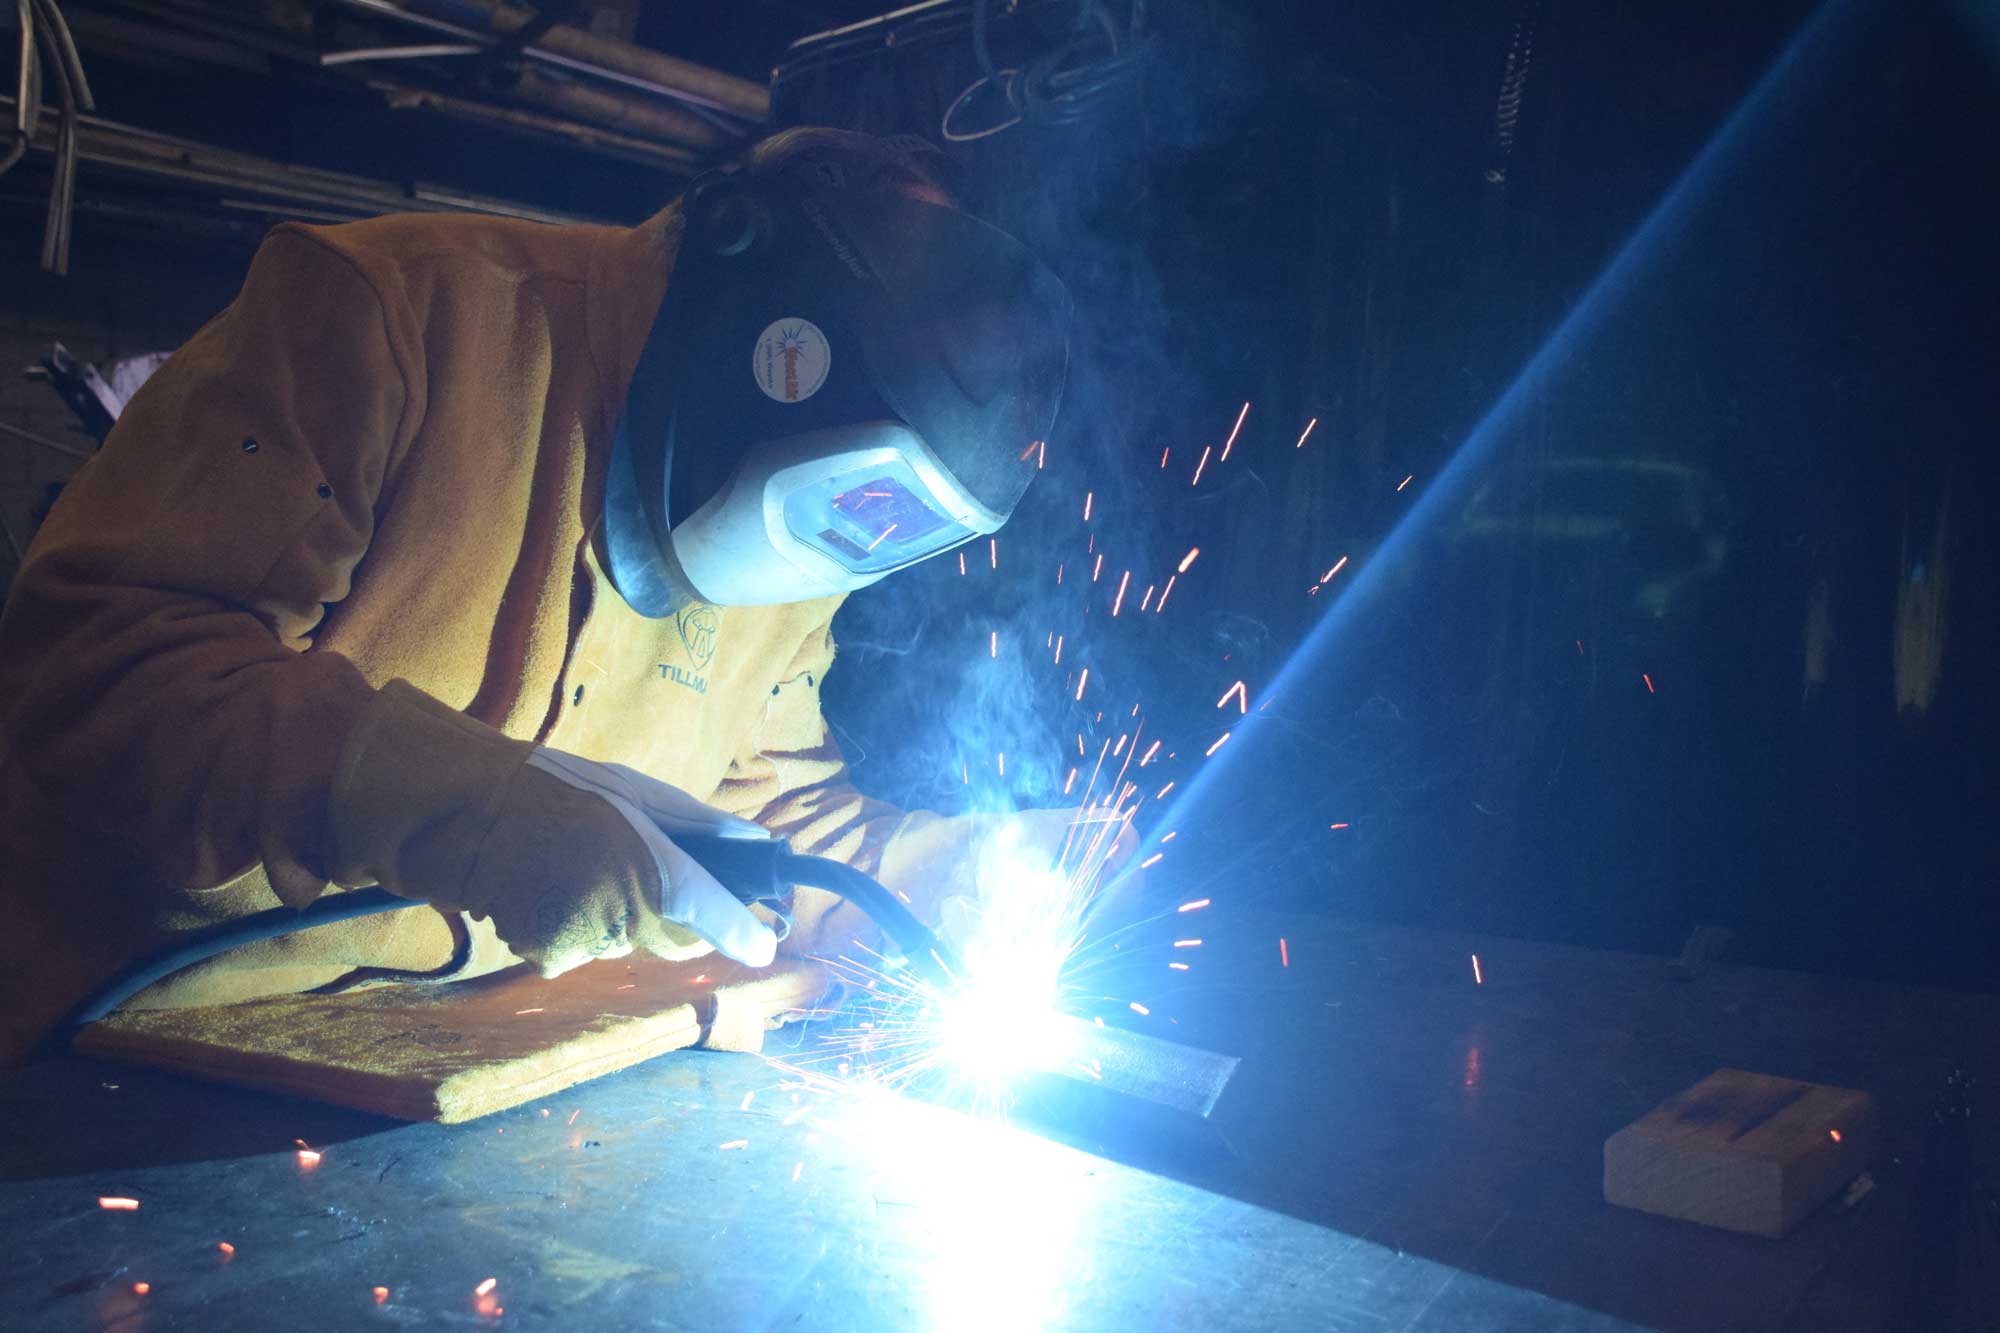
left=602, top=167, right=1072, bottom=614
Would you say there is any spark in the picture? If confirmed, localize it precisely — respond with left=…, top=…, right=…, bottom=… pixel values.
left=1054, top=634, right=1064, bottom=664
left=567, top=1109, right=581, bottom=1127
left=1295, top=417, right=1318, bottom=448
left=1643, top=673, right=1656, bottom=693
left=1156, top=575, right=1176, bottom=612
left=373, top=1287, right=390, bottom=1304
left=719, top=1139, right=749, bottom=1151
left=1077, top=733, right=1086, bottom=756
left=616, top=983, right=635, bottom=990
left=1083, top=491, right=1093, bottom=521
left=990, top=537, right=998, bottom=569
left=475, top=1278, right=498, bottom=1297
left=1063, top=767, right=1078, bottom=794
left=1319, top=555, right=1349, bottom=583
left=1139, top=584, right=1155, bottom=611
left=990, top=631, right=998, bottom=658
left=1217, top=680, right=1247, bottom=712
left=1159, top=446, right=1170, bottom=468
left=1161, top=830, right=1177, bottom=842
left=1169, top=962, right=1190, bottom=971
left=1140, top=852, right=1164, bottom=870
left=1038, top=440, right=1046, bottom=468
left=959, top=552, right=966, bottom=576
left=134, top=1282, right=151, bottom=1296
left=1830, top=1129, right=1842, bottom=1143
left=1205, top=732, right=1231, bottom=757
left=1155, top=781, right=1175, bottom=800
left=1075, top=668, right=1089, bottom=701
left=296, top=1148, right=322, bottom=1169
left=218, top=1242, right=235, bottom=1258
left=1178, top=547, right=1200, bottom=573
left=1471, top=954, right=1484, bottom=985
left=1017, top=440, right=1040, bottom=461
left=1091, top=553, right=1104, bottom=582
left=740, top=1091, right=755, bottom=1111
left=1140, top=740, right=1161, bottom=766
left=864, top=522, right=898, bottom=552
left=98, top=1197, right=140, bottom=1211
left=792, top=1161, right=804, bottom=1181
left=693, top=974, right=709, bottom=984
left=1280, top=938, right=1289, bottom=968
left=1173, top=939, right=1202, bottom=949
left=1576, top=639, right=1585, bottom=655
left=1178, top=899, right=1210, bottom=913
left=1191, top=445, right=1213, bottom=486
left=1219, top=401, right=1250, bottom=461
left=1112, top=570, right=1130, bottom=616
left=1330, top=822, right=1350, bottom=830
left=1057, top=563, right=1064, bottom=584
left=997, top=752, right=1006, bottom=776
left=514, top=1007, right=543, bottom=1015
left=1113, top=734, right=1128, bottom=757
left=1130, top=1002, right=1151, bottom=1016
left=1397, top=474, right=1413, bottom=491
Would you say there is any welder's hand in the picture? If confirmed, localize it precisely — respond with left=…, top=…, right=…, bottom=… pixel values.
left=520, top=750, right=780, bottom=972
left=327, top=680, right=778, bottom=979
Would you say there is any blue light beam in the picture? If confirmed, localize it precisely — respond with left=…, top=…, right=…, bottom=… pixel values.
left=1148, top=0, right=1867, bottom=844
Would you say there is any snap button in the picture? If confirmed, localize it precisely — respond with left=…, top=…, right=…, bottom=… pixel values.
left=316, top=483, right=333, bottom=499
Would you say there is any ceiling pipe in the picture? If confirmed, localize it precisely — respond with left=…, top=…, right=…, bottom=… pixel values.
left=339, top=0, right=771, bottom=125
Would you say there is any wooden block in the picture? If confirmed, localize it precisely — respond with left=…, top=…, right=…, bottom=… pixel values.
left=73, top=955, right=831, bottom=1124
left=1604, top=1068, right=1876, bottom=1238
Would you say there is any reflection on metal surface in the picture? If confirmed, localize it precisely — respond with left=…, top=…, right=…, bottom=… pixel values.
left=825, top=1088, right=1103, bottom=1330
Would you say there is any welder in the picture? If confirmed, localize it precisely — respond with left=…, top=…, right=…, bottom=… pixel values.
left=0, top=128, right=1110, bottom=1065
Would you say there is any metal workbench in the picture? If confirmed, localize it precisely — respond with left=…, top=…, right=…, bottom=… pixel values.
left=4, top=914, right=1993, bottom=1330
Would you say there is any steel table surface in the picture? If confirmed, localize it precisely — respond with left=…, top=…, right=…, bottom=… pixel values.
left=3, top=914, right=1992, bottom=1331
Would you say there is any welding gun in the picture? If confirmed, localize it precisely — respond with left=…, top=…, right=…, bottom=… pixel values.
left=53, top=837, right=961, bottom=1039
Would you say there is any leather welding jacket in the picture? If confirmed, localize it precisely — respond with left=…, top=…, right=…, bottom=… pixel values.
left=0, top=205, right=975, bottom=1066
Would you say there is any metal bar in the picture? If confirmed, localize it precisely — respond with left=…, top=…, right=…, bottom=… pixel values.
left=333, top=0, right=769, bottom=124
left=0, top=418, right=96, bottom=461
left=317, top=42, right=481, bottom=66
left=368, top=77, right=702, bottom=171
left=0, top=94, right=608, bottom=224
left=1040, top=1014, right=1241, bottom=1118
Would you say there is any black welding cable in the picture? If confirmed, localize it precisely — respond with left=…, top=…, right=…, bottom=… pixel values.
left=50, top=848, right=956, bottom=1048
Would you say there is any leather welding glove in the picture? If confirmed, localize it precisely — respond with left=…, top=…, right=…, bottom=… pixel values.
left=328, top=680, right=778, bottom=978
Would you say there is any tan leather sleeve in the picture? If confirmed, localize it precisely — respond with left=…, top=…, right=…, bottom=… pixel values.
left=0, top=228, right=421, bottom=909
left=710, top=611, right=986, bottom=957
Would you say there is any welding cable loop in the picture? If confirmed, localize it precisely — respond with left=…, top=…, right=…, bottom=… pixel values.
left=942, top=69, right=1024, bottom=143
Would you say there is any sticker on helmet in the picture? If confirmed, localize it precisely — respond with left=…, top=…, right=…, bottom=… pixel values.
left=752, top=318, right=831, bottom=404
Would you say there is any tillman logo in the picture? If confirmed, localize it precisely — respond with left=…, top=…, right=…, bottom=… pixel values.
left=675, top=603, right=719, bottom=669
left=752, top=317, right=830, bottom=404
left=658, top=603, right=720, bottom=695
